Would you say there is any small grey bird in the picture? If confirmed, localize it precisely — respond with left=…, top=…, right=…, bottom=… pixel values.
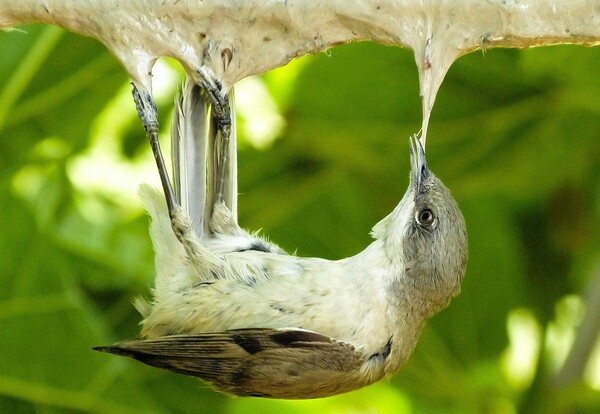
left=95, top=80, right=468, bottom=399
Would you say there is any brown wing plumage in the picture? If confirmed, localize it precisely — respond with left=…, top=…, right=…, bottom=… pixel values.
left=94, top=328, right=366, bottom=399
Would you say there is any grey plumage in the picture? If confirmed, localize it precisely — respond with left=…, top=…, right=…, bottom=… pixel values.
left=96, top=82, right=468, bottom=399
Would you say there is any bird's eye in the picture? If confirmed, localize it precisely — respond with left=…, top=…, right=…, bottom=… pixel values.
left=417, top=208, right=435, bottom=227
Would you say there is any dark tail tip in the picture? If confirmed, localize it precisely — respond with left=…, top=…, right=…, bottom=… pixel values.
left=92, top=345, right=132, bottom=357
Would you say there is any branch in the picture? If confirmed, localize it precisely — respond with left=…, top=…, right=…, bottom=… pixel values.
left=553, top=259, right=600, bottom=389
left=1, top=0, right=599, bottom=139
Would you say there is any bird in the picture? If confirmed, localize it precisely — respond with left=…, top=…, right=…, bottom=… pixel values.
left=94, top=78, right=468, bottom=399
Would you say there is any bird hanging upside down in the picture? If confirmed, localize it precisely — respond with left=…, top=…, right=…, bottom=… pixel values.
left=94, top=78, right=468, bottom=399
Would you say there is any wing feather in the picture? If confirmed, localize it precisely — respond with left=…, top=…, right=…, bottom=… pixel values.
left=94, top=328, right=365, bottom=398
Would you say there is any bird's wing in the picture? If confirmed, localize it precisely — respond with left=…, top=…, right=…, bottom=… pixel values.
left=94, top=328, right=365, bottom=399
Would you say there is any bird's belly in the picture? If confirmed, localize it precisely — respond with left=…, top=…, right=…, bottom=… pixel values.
left=143, top=274, right=392, bottom=354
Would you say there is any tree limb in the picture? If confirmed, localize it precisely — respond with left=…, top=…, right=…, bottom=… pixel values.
left=1, top=0, right=599, bottom=125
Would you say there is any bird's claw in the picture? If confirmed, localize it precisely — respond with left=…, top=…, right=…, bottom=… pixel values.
left=197, top=68, right=231, bottom=129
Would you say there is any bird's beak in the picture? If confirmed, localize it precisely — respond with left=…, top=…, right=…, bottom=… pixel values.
left=410, top=135, right=429, bottom=194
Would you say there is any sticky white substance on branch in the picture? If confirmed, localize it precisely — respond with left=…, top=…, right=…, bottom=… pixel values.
left=1, top=0, right=599, bottom=143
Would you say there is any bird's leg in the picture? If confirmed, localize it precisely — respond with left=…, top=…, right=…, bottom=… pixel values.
left=132, top=82, right=223, bottom=274
left=196, top=70, right=232, bottom=207
left=131, top=82, right=202, bottom=253
left=131, top=83, right=177, bottom=216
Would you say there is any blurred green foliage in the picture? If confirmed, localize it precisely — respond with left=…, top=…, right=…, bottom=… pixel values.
left=1, top=24, right=600, bottom=414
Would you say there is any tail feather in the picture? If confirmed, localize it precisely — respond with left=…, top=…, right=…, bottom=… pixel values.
left=172, top=79, right=238, bottom=240
left=171, top=79, right=209, bottom=238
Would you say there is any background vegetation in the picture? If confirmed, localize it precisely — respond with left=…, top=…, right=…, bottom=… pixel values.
left=1, top=24, right=599, bottom=413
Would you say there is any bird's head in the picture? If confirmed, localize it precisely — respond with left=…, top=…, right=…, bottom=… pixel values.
left=372, top=136, right=468, bottom=313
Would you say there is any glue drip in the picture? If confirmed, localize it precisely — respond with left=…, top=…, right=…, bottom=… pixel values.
left=414, top=38, right=463, bottom=149
left=406, top=8, right=471, bottom=150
